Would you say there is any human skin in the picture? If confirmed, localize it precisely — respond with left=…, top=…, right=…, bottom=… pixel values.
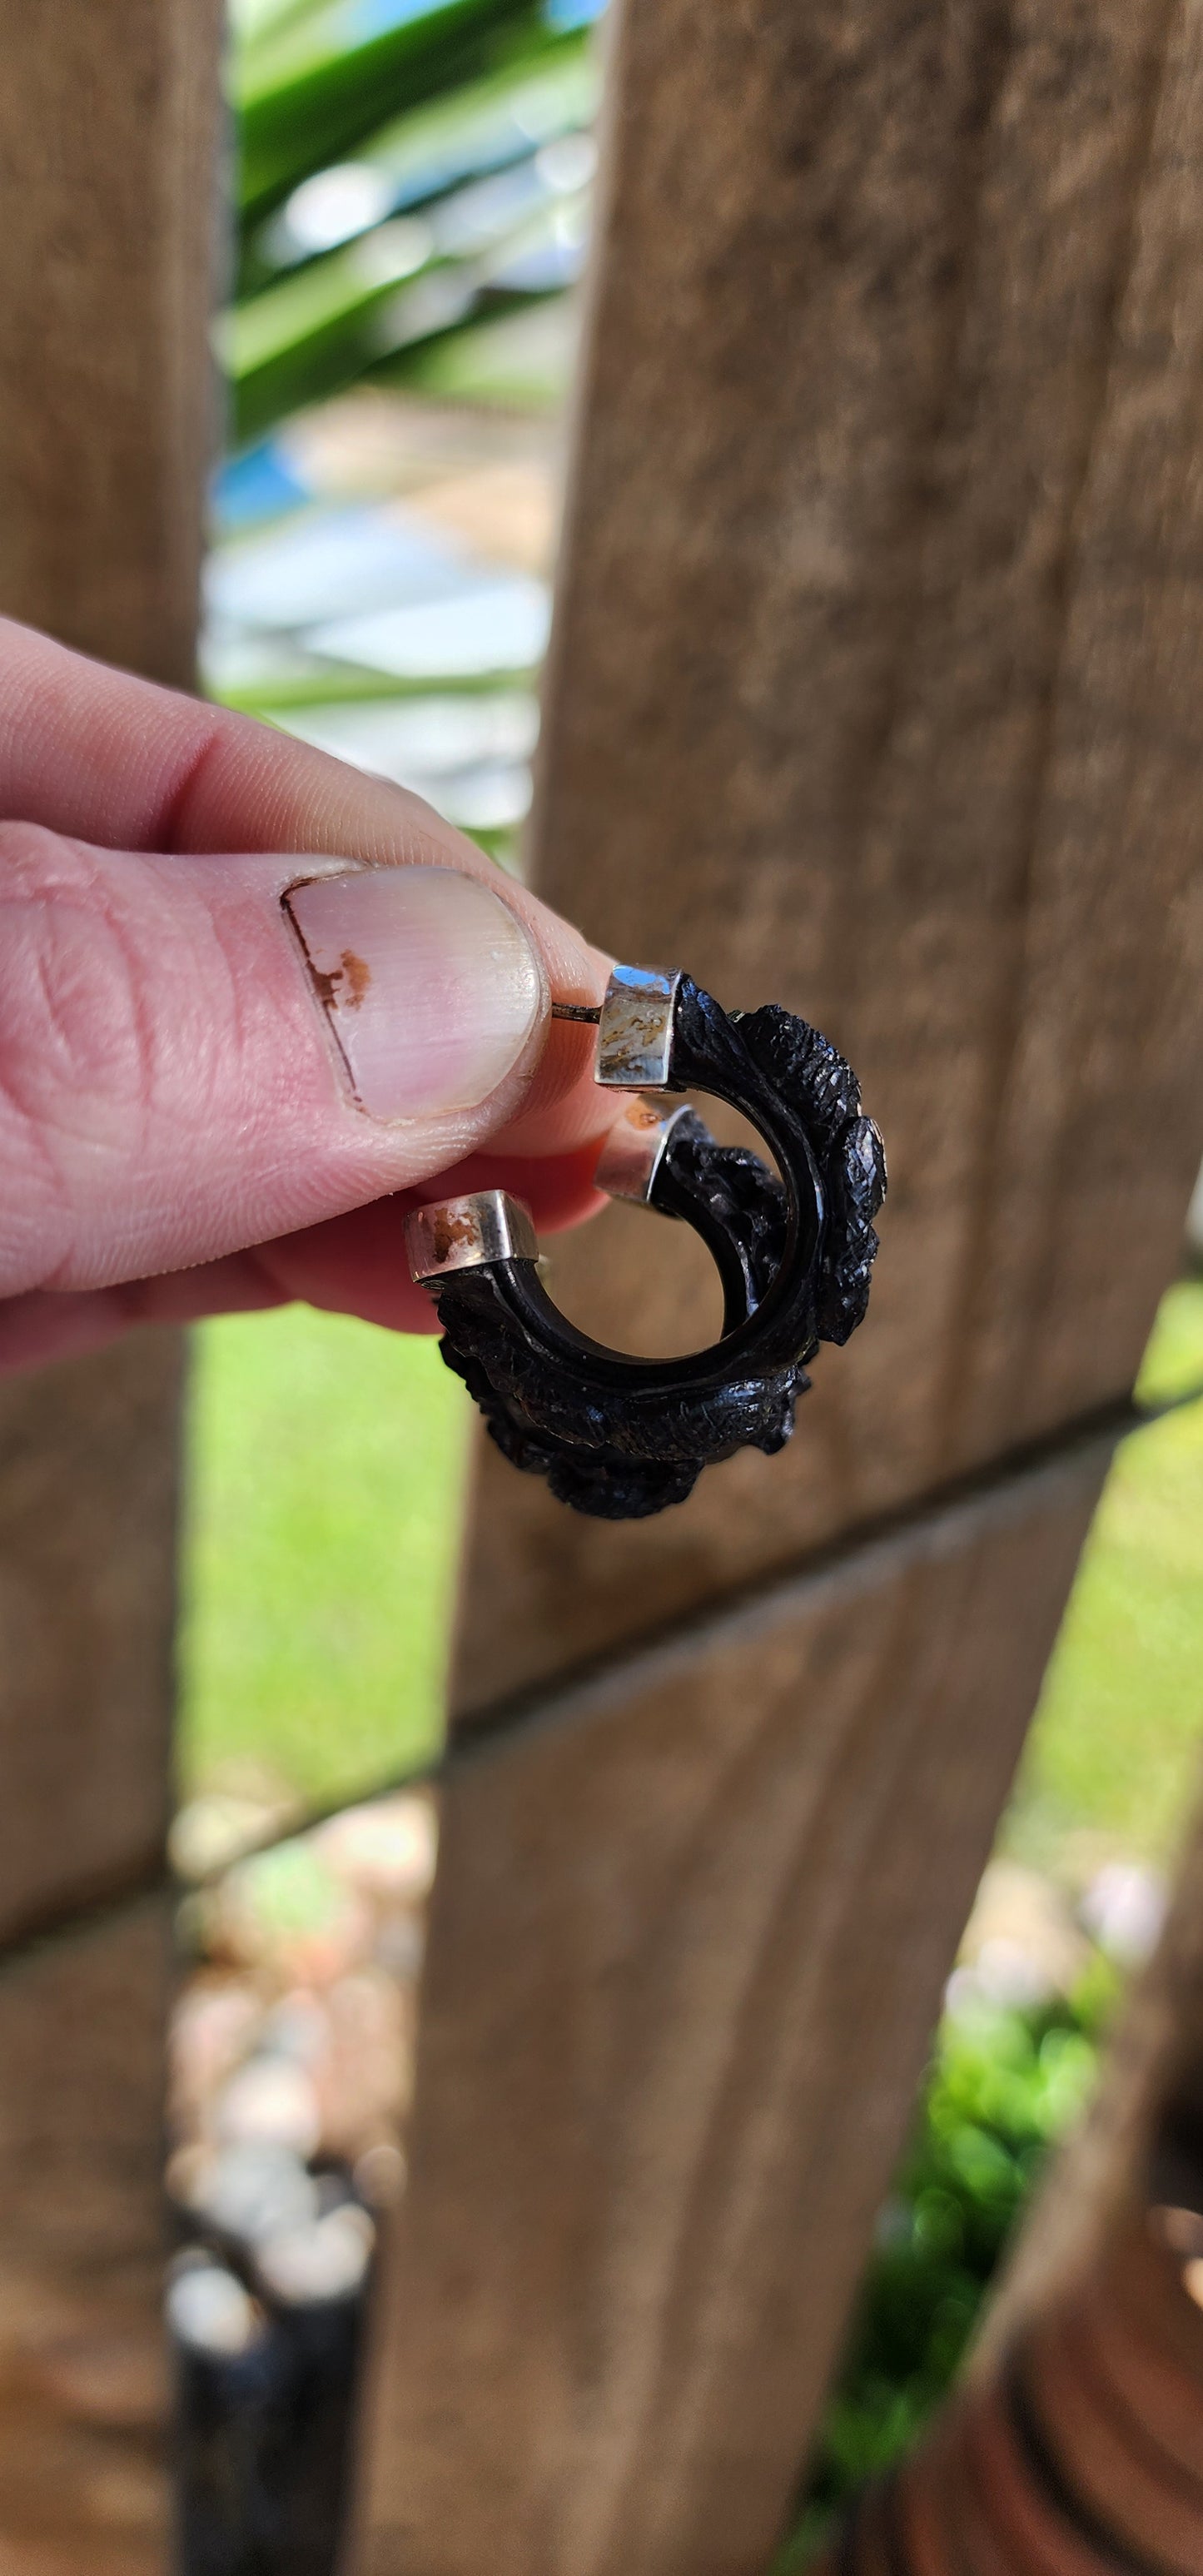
left=0, top=617, right=621, bottom=1376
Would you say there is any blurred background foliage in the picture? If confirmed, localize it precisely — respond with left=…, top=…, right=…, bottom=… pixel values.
left=204, top=0, right=600, bottom=869
left=770, top=1965, right=1119, bottom=2569
left=228, top=0, right=597, bottom=440
left=177, top=0, right=1203, bottom=2546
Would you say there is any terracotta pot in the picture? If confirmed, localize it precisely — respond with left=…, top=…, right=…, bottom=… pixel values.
left=960, top=2373, right=1106, bottom=2576
left=1018, top=2300, right=1203, bottom=2576
left=815, top=2201, right=1203, bottom=2576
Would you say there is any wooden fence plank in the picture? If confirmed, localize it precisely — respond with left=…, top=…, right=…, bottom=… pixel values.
left=0, top=0, right=225, bottom=1936
left=0, top=0, right=225, bottom=2559
left=363, top=1451, right=1105, bottom=2576
left=362, top=0, right=1203, bottom=2563
left=452, top=0, right=1203, bottom=1713
left=0, top=1340, right=183, bottom=1947
left=0, top=1903, right=172, bottom=2576
left=0, top=0, right=224, bottom=682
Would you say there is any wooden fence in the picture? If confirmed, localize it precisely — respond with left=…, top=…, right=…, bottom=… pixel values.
left=2, top=0, right=1203, bottom=2568
left=0, top=5, right=221, bottom=2566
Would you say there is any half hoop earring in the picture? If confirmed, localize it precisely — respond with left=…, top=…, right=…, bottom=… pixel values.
left=404, top=966, right=886, bottom=1521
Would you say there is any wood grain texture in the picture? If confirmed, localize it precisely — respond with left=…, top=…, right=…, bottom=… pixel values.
left=360, top=1458, right=1102, bottom=2576
left=0, top=1335, right=184, bottom=1947
left=0, top=4, right=224, bottom=2563
left=362, top=0, right=1203, bottom=2562
left=0, top=1902, right=172, bottom=2576
left=452, top=0, right=1203, bottom=1713
left=0, top=0, right=222, bottom=1939
left=0, top=0, right=225, bottom=684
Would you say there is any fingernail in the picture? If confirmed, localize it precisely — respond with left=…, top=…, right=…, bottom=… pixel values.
left=284, top=864, right=544, bottom=1121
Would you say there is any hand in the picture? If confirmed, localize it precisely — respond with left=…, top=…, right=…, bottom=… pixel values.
left=0, top=618, right=618, bottom=1375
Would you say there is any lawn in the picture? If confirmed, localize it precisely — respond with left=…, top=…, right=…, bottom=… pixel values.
left=177, top=1278, right=1203, bottom=1872
left=1006, top=1277, right=1203, bottom=1882
left=176, top=1302, right=470, bottom=1811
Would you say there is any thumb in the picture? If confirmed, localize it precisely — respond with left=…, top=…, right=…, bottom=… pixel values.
left=1, top=824, right=602, bottom=1298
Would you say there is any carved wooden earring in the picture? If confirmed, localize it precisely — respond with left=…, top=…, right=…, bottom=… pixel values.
left=405, top=966, right=886, bottom=1520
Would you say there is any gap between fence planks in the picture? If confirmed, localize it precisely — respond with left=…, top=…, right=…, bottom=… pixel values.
left=359, top=0, right=1203, bottom=2565
left=977, top=1772, right=1203, bottom=2367
left=0, top=1, right=224, bottom=2563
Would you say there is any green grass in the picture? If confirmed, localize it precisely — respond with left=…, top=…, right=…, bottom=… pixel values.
left=1003, top=1279, right=1203, bottom=1880
left=1134, top=1274, right=1203, bottom=1409
left=176, top=1280, right=1203, bottom=1852
left=176, top=1303, right=471, bottom=1810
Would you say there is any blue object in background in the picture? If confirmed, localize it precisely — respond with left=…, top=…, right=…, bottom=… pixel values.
left=543, top=0, right=605, bottom=26
left=212, top=441, right=311, bottom=535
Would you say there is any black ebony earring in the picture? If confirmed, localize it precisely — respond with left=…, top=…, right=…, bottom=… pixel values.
left=404, top=966, right=886, bottom=1520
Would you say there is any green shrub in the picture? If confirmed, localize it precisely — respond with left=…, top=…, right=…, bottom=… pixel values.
left=778, top=1962, right=1117, bottom=2567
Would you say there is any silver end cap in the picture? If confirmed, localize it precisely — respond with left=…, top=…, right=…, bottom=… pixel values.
left=405, top=1190, right=538, bottom=1286
left=594, top=963, right=682, bottom=1090
left=594, top=1099, right=693, bottom=1205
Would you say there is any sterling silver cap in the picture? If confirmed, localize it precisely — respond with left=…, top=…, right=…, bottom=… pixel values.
left=594, top=1099, right=692, bottom=1205
left=594, top=964, right=682, bottom=1090
left=405, top=1190, right=538, bottom=1286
